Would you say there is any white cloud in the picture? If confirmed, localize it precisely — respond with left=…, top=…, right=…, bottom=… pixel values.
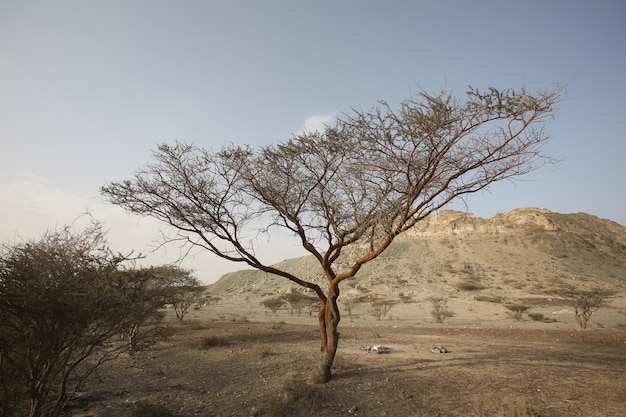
left=298, top=112, right=337, bottom=134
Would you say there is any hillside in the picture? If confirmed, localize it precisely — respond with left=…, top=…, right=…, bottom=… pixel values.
left=206, top=208, right=626, bottom=327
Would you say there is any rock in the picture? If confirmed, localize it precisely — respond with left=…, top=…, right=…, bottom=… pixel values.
left=362, top=344, right=391, bottom=354
left=431, top=346, right=449, bottom=353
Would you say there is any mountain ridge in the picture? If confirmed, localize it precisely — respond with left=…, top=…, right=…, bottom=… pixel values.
left=207, top=208, right=626, bottom=304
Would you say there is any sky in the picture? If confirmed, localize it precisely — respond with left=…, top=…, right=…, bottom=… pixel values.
left=1, top=0, right=625, bottom=283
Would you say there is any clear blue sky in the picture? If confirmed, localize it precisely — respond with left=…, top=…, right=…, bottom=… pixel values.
left=1, top=1, right=625, bottom=283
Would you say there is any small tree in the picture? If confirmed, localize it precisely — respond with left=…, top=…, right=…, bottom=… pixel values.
left=204, top=294, right=221, bottom=305
left=342, top=298, right=357, bottom=316
left=505, top=304, right=530, bottom=321
left=155, top=266, right=203, bottom=322
left=370, top=300, right=394, bottom=320
left=102, top=85, right=561, bottom=382
left=428, top=297, right=455, bottom=323
left=282, top=292, right=319, bottom=316
left=261, top=297, right=286, bottom=314
left=0, top=221, right=161, bottom=417
left=557, top=288, right=615, bottom=329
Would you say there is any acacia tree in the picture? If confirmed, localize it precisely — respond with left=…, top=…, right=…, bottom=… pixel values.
left=428, top=297, right=455, bottom=323
left=557, top=288, right=615, bottom=329
left=281, top=292, right=319, bottom=316
left=370, top=300, right=394, bottom=320
left=157, top=266, right=203, bottom=322
left=102, top=85, right=560, bottom=382
left=261, top=297, right=285, bottom=314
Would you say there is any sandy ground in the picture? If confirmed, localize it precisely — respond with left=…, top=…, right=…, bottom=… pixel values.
left=68, top=299, right=626, bottom=417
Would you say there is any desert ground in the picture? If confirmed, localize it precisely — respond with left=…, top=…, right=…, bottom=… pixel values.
left=69, top=296, right=626, bottom=417
left=68, top=209, right=626, bottom=416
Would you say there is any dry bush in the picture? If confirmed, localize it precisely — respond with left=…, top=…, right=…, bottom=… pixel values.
left=455, top=280, right=486, bottom=291
left=528, top=313, right=557, bottom=323
left=475, top=295, right=505, bottom=304
left=264, top=374, right=326, bottom=417
left=196, top=336, right=227, bottom=350
left=0, top=221, right=172, bottom=417
left=250, top=343, right=274, bottom=359
left=398, top=292, right=414, bottom=303
left=428, top=297, right=455, bottom=323
left=506, top=305, right=530, bottom=321
left=369, top=300, right=394, bottom=320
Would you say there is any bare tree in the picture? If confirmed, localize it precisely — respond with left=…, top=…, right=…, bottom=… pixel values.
left=342, top=298, right=357, bottom=316
left=369, top=300, right=394, bottom=320
left=102, top=85, right=561, bottom=382
left=557, top=288, right=616, bottom=329
left=505, top=304, right=530, bottom=321
left=428, top=296, right=455, bottom=323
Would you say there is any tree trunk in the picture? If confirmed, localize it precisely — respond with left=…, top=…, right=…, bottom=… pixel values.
left=313, top=283, right=340, bottom=383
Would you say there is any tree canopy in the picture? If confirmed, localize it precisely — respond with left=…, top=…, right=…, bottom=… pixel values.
left=102, top=85, right=561, bottom=381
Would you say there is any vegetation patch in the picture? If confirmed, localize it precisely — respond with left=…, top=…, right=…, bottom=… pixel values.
left=428, top=296, right=455, bottom=323
left=528, top=313, right=557, bottom=323
left=264, top=374, right=326, bottom=417
left=196, top=335, right=228, bottom=350
left=505, top=305, right=530, bottom=321
left=455, top=280, right=486, bottom=291
left=475, top=295, right=505, bottom=303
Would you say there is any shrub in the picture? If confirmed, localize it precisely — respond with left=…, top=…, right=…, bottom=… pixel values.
left=264, top=374, right=325, bottom=417
left=475, top=295, right=505, bottom=304
left=528, top=313, right=557, bottom=323
left=197, top=336, right=227, bottom=350
left=456, top=281, right=486, bottom=291
left=250, top=343, right=274, bottom=359
left=399, top=293, right=414, bottom=303
left=0, top=221, right=170, bottom=417
left=369, top=300, right=394, bottom=320
left=506, top=305, right=530, bottom=321
left=342, top=299, right=357, bottom=315
left=428, top=297, right=455, bottom=323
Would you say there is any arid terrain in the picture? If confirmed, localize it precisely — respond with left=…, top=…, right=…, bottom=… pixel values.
left=70, top=317, right=625, bottom=417
left=70, top=208, right=625, bottom=417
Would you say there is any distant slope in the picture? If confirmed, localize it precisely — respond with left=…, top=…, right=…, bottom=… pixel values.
left=207, top=208, right=626, bottom=303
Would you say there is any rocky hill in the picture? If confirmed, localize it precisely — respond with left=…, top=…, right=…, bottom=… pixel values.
left=206, top=208, right=625, bottom=326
